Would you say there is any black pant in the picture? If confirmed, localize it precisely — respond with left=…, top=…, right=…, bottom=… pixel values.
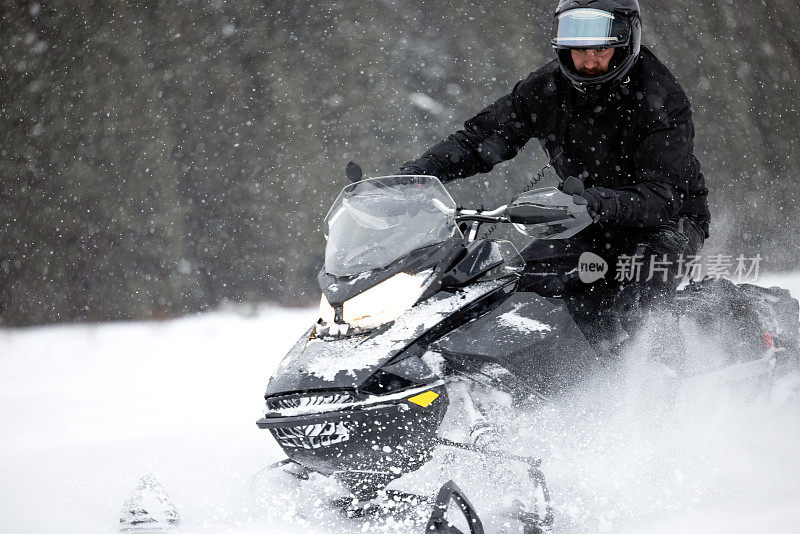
left=519, top=217, right=706, bottom=342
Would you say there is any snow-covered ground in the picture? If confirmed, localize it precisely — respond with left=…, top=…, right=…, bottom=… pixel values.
left=1, top=275, right=800, bottom=533
left=0, top=306, right=317, bottom=534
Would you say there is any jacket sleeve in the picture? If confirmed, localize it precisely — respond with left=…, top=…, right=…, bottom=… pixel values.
left=590, top=90, right=695, bottom=227
left=401, top=79, right=538, bottom=182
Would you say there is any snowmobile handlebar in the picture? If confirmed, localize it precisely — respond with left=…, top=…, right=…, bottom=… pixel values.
left=454, top=206, right=510, bottom=224
left=455, top=203, right=571, bottom=226
left=452, top=187, right=593, bottom=241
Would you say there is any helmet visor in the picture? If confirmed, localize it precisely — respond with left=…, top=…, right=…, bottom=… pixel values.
left=553, top=8, right=630, bottom=48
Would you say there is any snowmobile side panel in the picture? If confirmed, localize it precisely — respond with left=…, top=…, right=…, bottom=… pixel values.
left=379, top=355, right=441, bottom=383
left=433, top=292, right=601, bottom=395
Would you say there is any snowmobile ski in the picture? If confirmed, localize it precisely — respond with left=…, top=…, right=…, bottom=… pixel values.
left=119, top=475, right=180, bottom=532
left=426, top=480, right=484, bottom=534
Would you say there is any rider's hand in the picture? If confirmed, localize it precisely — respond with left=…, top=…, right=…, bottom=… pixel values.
left=581, top=187, right=620, bottom=223
left=398, top=165, right=419, bottom=175
left=562, top=176, right=619, bottom=223
left=398, top=159, right=437, bottom=177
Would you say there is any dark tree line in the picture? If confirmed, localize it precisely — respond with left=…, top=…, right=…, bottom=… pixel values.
left=1, top=0, right=799, bottom=326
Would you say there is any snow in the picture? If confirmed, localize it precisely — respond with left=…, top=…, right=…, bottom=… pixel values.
left=1, top=274, right=800, bottom=533
left=347, top=270, right=375, bottom=285
left=0, top=306, right=316, bottom=534
left=299, top=279, right=506, bottom=381
left=409, top=92, right=446, bottom=116
left=497, top=303, right=552, bottom=334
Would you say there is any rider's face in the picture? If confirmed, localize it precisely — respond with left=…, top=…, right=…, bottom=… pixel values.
left=571, top=48, right=616, bottom=76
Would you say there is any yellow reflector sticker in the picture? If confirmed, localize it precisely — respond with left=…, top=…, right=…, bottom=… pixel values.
left=407, top=391, right=439, bottom=408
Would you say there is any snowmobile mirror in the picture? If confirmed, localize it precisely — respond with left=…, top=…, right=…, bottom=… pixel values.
left=346, top=161, right=364, bottom=183
left=426, top=480, right=485, bottom=534
left=506, top=204, right=570, bottom=225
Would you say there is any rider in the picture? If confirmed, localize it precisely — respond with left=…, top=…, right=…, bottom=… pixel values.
left=400, top=0, right=710, bottom=341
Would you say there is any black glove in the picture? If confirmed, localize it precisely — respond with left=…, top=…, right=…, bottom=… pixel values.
left=398, top=167, right=420, bottom=175
left=398, top=159, right=438, bottom=177
left=562, top=176, right=619, bottom=223
left=581, top=186, right=621, bottom=223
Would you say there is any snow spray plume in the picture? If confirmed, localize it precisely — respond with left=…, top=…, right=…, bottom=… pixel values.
left=507, top=308, right=800, bottom=533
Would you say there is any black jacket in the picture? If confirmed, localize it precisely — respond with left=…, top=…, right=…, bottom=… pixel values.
left=402, top=47, right=711, bottom=236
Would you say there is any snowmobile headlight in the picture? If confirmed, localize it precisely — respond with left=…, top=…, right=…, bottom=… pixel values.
left=319, top=294, right=336, bottom=325
left=343, top=270, right=432, bottom=330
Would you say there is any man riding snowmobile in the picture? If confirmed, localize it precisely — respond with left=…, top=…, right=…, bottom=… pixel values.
left=401, top=0, right=710, bottom=341
left=249, top=3, right=800, bottom=533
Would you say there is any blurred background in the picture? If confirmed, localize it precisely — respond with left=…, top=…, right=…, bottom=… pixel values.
left=2, top=0, right=799, bottom=327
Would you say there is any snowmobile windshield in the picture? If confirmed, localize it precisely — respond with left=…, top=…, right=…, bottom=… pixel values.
left=324, top=175, right=460, bottom=277
left=552, top=8, right=630, bottom=49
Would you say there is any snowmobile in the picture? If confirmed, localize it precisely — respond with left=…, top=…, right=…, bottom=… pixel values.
left=256, top=166, right=799, bottom=533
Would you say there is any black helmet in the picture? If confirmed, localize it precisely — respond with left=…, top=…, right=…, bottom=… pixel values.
left=552, top=0, right=642, bottom=93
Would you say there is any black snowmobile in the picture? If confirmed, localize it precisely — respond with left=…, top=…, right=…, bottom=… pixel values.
left=256, top=169, right=799, bottom=533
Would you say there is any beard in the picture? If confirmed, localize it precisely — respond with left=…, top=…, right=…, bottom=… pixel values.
left=577, top=66, right=608, bottom=75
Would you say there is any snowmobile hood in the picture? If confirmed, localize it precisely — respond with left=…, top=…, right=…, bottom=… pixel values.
left=266, top=279, right=512, bottom=393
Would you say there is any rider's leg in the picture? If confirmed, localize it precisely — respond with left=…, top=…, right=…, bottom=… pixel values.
left=611, top=216, right=706, bottom=331
left=519, top=226, right=625, bottom=344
